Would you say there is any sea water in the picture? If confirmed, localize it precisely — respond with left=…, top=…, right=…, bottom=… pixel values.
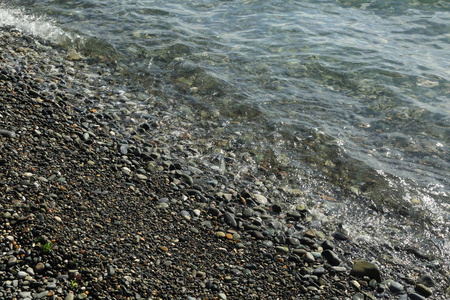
left=1, top=0, right=449, bottom=266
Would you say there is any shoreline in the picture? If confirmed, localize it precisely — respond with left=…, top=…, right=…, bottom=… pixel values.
left=0, top=26, right=448, bottom=299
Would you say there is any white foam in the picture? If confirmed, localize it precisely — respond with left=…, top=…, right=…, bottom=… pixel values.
left=0, top=4, right=68, bottom=43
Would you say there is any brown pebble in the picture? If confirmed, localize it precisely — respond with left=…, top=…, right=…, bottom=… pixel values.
left=35, top=262, right=45, bottom=273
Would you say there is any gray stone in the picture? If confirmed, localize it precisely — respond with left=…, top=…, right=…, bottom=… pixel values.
left=0, top=129, right=16, bottom=138
left=332, top=266, right=347, bottom=273
left=224, top=212, right=237, bottom=228
left=388, top=281, right=404, bottom=294
left=242, top=208, right=254, bottom=218
left=286, top=211, right=302, bottom=220
left=17, top=271, right=27, bottom=279
left=46, top=281, right=57, bottom=289
left=352, top=293, right=365, bottom=300
left=287, top=237, right=300, bottom=246
left=19, top=292, right=32, bottom=298
left=252, top=194, right=268, bottom=205
left=108, top=265, right=115, bottom=276
left=119, top=144, right=128, bottom=154
left=313, top=266, right=325, bottom=276
left=34, top=291, right=48, bottom=299
left=350, top=260, right=381, bottom=282
left=135, top=174, right=148, bottom=180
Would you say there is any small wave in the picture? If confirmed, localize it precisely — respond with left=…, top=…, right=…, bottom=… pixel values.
left=0, top=4, right=69, bottom=43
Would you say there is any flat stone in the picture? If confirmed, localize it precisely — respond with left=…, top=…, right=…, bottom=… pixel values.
left=208, top=207, right=221, bottom=216
left=322, top=240, right=335, bottom=250
left=275, top=246, right=289, bottom=253
left=332, top=266, right=347, bottom=273
left=322, top=249, right=341, bottom=266
left=136, top=174, right=148, bottom=180
left=242, top=208, right=254, bottom=218
left=0, top=129, right=16, bottom=138
left=224, top=212, right=238, bottom=228
left=407, top=293, right=426, bottom=300
left=19, top=292, right=32, bottom=298
left=313, top=266, right=325, bottom=276
left=388, top=281, right=404, bottom=294
left=286, top=211, right=302, bottom=220
left=252, top=194, right=268, bottom=205
left=415, top=283, right=432, bottom=297
left=350, top=260, right=381, bottom=282
left=46, top=281, right=57, bottom=289
left=216, top=231, right=226, bottom=238
left=287, top=237, right=300, bottom=246
left=121, top=167, right=132, bottom=175
left=17, top=271, right=27, bottom=279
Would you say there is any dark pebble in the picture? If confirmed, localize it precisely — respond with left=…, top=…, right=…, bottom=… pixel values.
left=208, top=207, right=221, bottom=216
left=415, top=284, right=432, bottom=297
left=350, top=260, right=381, bottom=282
left=322, top=249, right=341, bottom=266
left=271, top=204, right=282, bottom=213
left=322, top=240, right=335, bottom=250
left=0, top=129, right=16, bottom=138
left=388, top=281, right=404, bottom=294
left=250, top=231, right=265, bottom=240
left=224, top=212, right=238, bottom=228
left=300, top=237, right=315, bottom=246
left=332, top=231, right=348, bottom=241
left=407, top=293, right=426, bottom=300
left=313, top=266, right=325, bottom=276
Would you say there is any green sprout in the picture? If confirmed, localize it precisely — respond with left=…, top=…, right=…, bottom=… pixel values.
left=70, top=280, right=79, bottom=290
left=43, top=241, right=53, bottom=253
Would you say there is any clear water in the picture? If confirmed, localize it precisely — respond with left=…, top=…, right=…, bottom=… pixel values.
left=1, top=0, right=449, bottom=265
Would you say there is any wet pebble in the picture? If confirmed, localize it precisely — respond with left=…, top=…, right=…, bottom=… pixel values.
left=388, top=281, right=404, bottom=294
left=0, top=129, right=16, bottom=138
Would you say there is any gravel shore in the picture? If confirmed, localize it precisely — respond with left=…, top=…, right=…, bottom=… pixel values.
left=1, top=26, right=449, bottom=299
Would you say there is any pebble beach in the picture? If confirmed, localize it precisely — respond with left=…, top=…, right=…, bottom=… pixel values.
left=0, top=26, right=449, bottom=300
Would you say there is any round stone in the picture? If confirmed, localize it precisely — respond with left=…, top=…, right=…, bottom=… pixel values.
left=388, top=281, right=404, bottom=294
left=35, top=262, right=46, bottom=273
left=17, top=271, right=27, bottom=279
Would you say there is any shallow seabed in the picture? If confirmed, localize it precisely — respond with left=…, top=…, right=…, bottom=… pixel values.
left=1, top=0, right=449, bottom=290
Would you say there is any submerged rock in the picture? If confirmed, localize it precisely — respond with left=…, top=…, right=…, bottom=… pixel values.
left=350, top=260, right=381, bottom=282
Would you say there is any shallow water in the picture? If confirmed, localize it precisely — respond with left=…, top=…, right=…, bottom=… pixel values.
left=1, top=0, right=449, bottom=265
